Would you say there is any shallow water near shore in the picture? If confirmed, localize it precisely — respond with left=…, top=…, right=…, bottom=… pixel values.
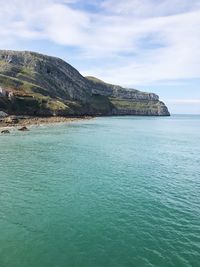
left=0, top=115, right=200, bottom=267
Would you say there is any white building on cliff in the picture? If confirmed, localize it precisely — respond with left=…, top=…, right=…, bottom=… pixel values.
left=0, top=86, right=6, bottom=97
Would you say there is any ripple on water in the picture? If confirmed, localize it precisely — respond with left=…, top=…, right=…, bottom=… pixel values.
left=0, top=115, right=200, bottom=267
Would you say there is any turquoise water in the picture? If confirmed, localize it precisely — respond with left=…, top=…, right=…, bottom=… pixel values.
left=0, top=115, right=200, bottom=267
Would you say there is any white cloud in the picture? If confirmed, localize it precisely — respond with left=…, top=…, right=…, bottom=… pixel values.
left=0, top=0, right=200, bottom=86
left=101, top=0, right=200, bottom=17
left=38, top=4, right=90, bottom=45
left=82, top=10, right=200, bottom=86
left=0, top=0, right=90, bottom=45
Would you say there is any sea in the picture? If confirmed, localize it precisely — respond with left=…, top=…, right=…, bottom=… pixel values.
left=0, top=115, right=200, bottom=267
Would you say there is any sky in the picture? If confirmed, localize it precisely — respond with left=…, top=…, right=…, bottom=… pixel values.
left=0, top=0, right=200, bottom=114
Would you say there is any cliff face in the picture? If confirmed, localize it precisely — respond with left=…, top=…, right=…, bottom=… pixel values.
left=0, top=50, right=170, bottom=116
left=0, top=50, right=91, bottom=102
left=87, top=76, right=159, bottom=100
left=86, top=76, right=169, bottom=116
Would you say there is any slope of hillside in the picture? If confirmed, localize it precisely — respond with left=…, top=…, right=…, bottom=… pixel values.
left=0, top=50, right=170, bottom=116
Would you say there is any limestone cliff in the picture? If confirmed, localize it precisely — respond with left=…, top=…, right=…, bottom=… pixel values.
left=86, top=76, right=169, bottom=116
left=0, top=50, right=170, bottom=116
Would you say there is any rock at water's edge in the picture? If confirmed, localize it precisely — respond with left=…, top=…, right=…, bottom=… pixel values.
left=1, top=129, right=10, bottom=134
left=18, top=126, right=29, bottom=131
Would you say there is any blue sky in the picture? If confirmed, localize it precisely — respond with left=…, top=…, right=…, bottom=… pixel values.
left=0, top=0, right=200, bottom=114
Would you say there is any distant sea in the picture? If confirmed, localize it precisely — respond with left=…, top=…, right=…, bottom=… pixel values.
left=0, top=115, right=200, bottom=267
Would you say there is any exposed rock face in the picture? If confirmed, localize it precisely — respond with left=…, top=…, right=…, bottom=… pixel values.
left=0, top=111, right=8, bottom=117
left=1, top=129, right=10, bottom=134
left=18, top=126, right=29, bottom=131
left=0, top=50, right=91, bottom=103
left=0, top=50, right=170, bottom=116
left=87, top=76, right=159, bottom=101
left=86, top=76, right=170, bottom=116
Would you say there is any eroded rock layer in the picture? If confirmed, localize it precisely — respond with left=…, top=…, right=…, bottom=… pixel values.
left=0, top=50, right=170, bottom=116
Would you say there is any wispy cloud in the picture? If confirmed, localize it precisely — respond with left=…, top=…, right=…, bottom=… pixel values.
left=0, top=0, right=200, bottom=87
left=101, top=0, right=200, bottom=17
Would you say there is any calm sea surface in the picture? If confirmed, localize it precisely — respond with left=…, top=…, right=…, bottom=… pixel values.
left=0, top=115, right=200, bottom=267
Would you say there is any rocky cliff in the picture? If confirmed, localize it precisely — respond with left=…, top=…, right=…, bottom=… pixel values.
left=0, top=50, right=170, bottom=116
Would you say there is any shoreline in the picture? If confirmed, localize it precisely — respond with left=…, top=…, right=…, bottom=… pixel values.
left=0, top=116, right=94, bottom=129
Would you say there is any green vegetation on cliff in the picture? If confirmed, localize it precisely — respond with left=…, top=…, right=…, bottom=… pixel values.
left=0, top=50, right=170, bottom=116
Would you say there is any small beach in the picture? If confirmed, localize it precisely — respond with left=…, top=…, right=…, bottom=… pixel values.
left=0, top=116, right=93, bottom=130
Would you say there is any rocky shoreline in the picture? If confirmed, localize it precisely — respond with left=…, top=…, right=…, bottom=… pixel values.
left=0, top=115, right=93, bottom=131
